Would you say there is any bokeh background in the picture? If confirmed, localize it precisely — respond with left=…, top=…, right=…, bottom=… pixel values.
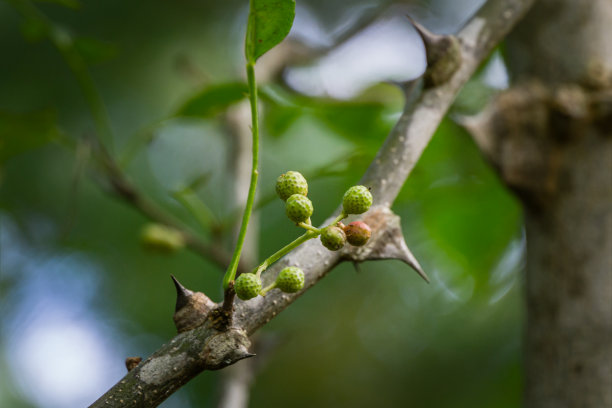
left=0, top=0, right=524, bottom=407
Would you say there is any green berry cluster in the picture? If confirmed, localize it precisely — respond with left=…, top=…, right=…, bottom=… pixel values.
left=276, top=171, right=314, bottom=224
left=234, top=266, right=305, bottom=300
left=236, top=173, right=375, bottom=302
left=276, top=171, right=308, bottom=201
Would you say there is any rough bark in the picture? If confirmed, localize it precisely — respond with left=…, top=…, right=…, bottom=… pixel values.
left=89, top=1, right=536, bottom=406
left=472, top=1, right=612, bottom=406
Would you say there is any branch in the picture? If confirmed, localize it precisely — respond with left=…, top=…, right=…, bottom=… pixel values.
left=95, top=142, right=238, bottom=272
left=89, top=0, right=535, bottom=406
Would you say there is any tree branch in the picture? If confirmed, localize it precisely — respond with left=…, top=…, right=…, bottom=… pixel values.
left=92, top=141, right=238, bottom=272
left=89, top=0, right=535, bottom=406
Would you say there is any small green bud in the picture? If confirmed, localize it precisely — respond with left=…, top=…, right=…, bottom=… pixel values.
left=344, top=221, right=372, bottom=246
left=285, top=194, right=314, bottom=223
left=234, top=273, right=262, bottom=300
left=320, top=225, right=346, bottom=251
left=275, top=171, right=308, bottom=201
left=141, top=223, right=185, bottom=253
left=342, top=185, right=373, bottom=215
left=276, top=266, right=305, bottom=293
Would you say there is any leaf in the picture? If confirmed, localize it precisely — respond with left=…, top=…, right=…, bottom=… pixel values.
left=176, top=82, right=249, bottom=118
left=0, top=110, right=61, bottom=163
left=245, top=0, right=295, bottom=63
left=312, top=101, right=390, bottom=147
left=33, top=0, right=81, bottom=9
left=74, top=37, right=117, bottom=64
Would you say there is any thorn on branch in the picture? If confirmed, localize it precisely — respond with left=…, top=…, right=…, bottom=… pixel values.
left=171, top=275, right=216, bottom=333
left=201, top=328, right=254, bottom=370
left=406, top=15, right=462, bottom=88
left=125, top=357, right=142, bottom=372
left=341, top=206, right=429, bottom=283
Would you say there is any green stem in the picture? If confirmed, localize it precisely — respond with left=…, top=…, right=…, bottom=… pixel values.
left=260, top=282, right=277, bottom=296
left=254, top=230, right=319, bottom=278
left=223, top=62, right=260, bottom=289
left=332, top=213, right=347, bottom=225
left=298, top=222, right=320, bottom=233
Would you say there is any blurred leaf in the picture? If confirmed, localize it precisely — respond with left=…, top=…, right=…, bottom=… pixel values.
left=0, top=111, right=61, bottom=163
left=245, top=0, right=295, bottom=63
left=176, top=82, right=248, bottom=118
left=313, top=101, right=389, bottom=146
left=33, top=0, right=81, bottom=8
left=73, top=37, right=117, bottom=64
left=264, top=105, right=302, bottom=137
left=172, top=187, right=217, bottom=231
left=20, top=19, right=48, bottom=42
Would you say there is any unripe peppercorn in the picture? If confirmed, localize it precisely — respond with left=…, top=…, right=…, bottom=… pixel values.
left=234, top=273, right=262, bottom=300
left=320, top=225, right=346, bottom=251
left=344, top=221, right=372, bottom=246
left=275, top=266, right=305, bottom=293
left=285, top=194, right=313, bottom=223
left=275, top=171, right=308, bottom=201
left=342, top=185, right=373, bottom=215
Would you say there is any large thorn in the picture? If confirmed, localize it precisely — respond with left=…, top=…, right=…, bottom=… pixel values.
left=171, top=275, right=216, bottom=333
left=406, top=15, right=462, bottom=88
left=171, top=274, right=194, bottom=312
left=340, top=206, right=430, bottom=283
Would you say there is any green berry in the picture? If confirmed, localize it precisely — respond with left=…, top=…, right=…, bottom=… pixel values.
left=344, top=221, right=372, bottom=246
left=342, top=185, right=373, bottom=215
left=234, top=273, right=262, bottom=300
left=275, top=171, right=308, bottom=201
left=285, top=194, right=313, bottom=223
left=320, top=225, right=346, bottom=251
left=276, top=266, right=305, bottom=293
left=141, top=223, right=185, bottom=253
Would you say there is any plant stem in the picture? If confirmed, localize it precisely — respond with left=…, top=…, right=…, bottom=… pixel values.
left=254, top=230, right=319, bottom=278
left=222, top=62, right=260, bottom=289
left=332, top=213, right=347, bottom=225
left=298, top=222, right=320, bottom=233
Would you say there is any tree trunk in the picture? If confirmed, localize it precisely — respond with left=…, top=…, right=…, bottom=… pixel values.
left=505, top=1, right=612, bottom=406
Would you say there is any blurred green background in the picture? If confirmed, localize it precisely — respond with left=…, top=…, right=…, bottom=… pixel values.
left=0, top=0, right=523, bottom=407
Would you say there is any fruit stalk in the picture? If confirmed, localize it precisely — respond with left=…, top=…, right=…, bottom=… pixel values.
left=254, top=230, right=319, bottom=278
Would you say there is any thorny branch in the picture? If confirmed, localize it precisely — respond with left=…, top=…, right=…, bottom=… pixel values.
left=89, top=0, right=536, bottom=406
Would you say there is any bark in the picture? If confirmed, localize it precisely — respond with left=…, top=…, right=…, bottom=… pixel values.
left=472, top=1, right=612, bottom=406
left=89, top=0, right=536, bottom=406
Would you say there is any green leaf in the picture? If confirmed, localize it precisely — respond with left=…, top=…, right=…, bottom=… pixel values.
left=0, top=110, right=61, bottom=163
left=74, top=37, right=117, bottom=64
left=176, top=82, right=249, bottom=118
left=245, top=0, right=295, bottom=63
left=313, top=101, right=389, bottom=144
left=33, top=0, right=81, bottom=9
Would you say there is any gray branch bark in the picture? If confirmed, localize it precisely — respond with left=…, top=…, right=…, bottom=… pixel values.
left=89, top=1, right=535, bottom=406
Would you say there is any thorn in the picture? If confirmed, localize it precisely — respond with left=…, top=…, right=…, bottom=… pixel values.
left=125, top=356, right=142, bottom=372
left=405, top=15, right=442, bottom=51
left=405, top=15, right=462, bottom=88
left=171, top=275, right=193, bottom=312
left=352, top=261, right=362, bottom=273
